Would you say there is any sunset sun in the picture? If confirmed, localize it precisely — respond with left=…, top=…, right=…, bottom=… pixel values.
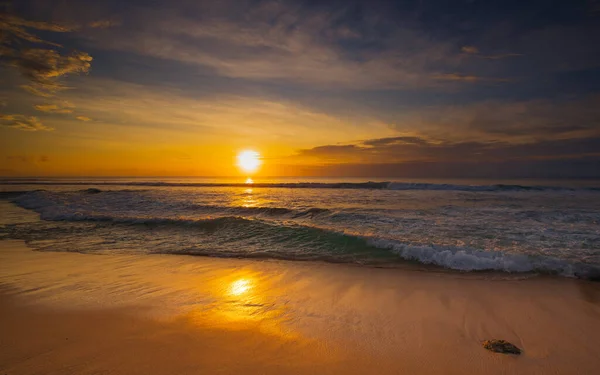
left=237, top=150, right=262, bottom=174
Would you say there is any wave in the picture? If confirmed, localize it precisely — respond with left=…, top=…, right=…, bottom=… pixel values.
left=8, top=193, right=600, bottom=280
left=187, top=204, right=332, bottom=218
left=0, top=191, right=40, bottom=199
left=2, top=180, right=599, bottom=192
left=0, top=189, right=148, bottom=198
left=386, top=182, right=598, bottom=192
left=12, top=189, right=333, bottom=220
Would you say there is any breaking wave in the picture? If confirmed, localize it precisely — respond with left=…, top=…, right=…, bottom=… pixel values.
left=6, top=190, right=600, bottom=280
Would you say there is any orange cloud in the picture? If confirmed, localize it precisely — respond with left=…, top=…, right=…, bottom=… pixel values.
left=432, top=73, right=482, bottom=82
left=0, top=114, right=53, bottom=131
left=14, top=49, right=92, bottom=97
left=1, top=10, right=92, bottom=97
left=34, top=103, right=75, bottom=114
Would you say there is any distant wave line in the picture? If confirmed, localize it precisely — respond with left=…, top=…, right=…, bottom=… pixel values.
left=1, top=181, right=599, bottom=192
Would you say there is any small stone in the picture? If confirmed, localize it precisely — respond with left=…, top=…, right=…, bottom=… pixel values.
left=483, top=339, right=522, bottom=355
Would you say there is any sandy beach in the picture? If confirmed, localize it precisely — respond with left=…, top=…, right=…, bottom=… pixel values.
left=0, top=240, right=599, bottom=374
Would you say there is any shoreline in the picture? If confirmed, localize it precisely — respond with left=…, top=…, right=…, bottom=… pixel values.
left=1, top=240, right=600, bottom=374
left=3, top=190, right=599, bottom=280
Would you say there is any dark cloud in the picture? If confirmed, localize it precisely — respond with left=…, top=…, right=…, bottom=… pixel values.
left=461, top=45, right=522, bottom=60
left=0, top=12, right=74, bottom=49
left=1, top=7, right=92, bottom=96
left=13, top=49, right=92, bottom=97
left=461, top=46, right=479, bottom=55
left=432, top=73, right=510, bottom=83
left=432, top=73, right=482, bottom=82
left=362, top=136, right=430, bottom=147
left=479, top=53, right=523, bottom=60
left=88, top=18, right=121, bottom=29
left=0, top=5, right=93, bottom=132
left=299, top=136, right=600, bottom=165
left=299, top=144, right=363, bottom=159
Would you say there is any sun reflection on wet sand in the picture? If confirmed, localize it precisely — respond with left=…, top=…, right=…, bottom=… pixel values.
left=229, top=278, right=252, bottom=296
left=185, top=271, right=297, bottom=340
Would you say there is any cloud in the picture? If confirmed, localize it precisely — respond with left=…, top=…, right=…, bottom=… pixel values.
left=362, top=136, right=431, bottom=147
left=387, top=96, right=600, bottom=143
left=1, top=10, right=93, bottom=97
left=461, top=45, right=521, bottom=60
left=461, top=46, right=479, bottom=54
left=13, top=49, right=92, bottom=97
left=0, top=113, right=53, bottom=131
left=82, top=1, right=501, bottom=89
left=88, top=19, right=121, bottom=29
left=297, top=144, right=362, bottom=161
left=76, top=116, right=91, bottom=121
left=57, top=78, right=375, bottom=145
left=34, top=102, right=75, bottom=114
left=293, top=94, right=600, bottom=165
left=479, top=53, right=523, bottom=60
left=0, top=7, right=93, bottom=135
left=0, top=13, right=75, bottom=48
left=432, top=73, right=512, bottom=83
left=298, top=135, right=600, bottom=165
left=432, top=73, right=483, bottom=82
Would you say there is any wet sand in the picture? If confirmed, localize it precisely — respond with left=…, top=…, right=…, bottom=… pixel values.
left=1, top=240, right=600, bottom=374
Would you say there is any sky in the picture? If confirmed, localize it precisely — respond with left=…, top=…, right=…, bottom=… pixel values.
left=1, top=0, right=599, bottom=178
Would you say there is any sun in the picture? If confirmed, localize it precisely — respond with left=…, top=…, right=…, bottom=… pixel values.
left=237, top=150, right=262, bottom=174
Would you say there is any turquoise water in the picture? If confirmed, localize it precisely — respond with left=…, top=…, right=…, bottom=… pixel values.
left=1, top=177, right=599, bottom=278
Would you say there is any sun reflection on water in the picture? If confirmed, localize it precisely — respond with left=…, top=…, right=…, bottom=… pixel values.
left=237, top=187, right=260, bottom=208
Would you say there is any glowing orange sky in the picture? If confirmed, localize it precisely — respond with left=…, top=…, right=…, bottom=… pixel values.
left=1, top=0, right=599, bottom=178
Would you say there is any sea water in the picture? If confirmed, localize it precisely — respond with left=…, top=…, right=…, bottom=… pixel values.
left=1, top=177, right=599, bottom=279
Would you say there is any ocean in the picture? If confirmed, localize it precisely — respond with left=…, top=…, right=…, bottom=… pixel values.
left=1, top=177, right=599, bottom=279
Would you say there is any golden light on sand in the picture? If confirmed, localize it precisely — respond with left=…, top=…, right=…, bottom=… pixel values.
left=229, top=279, right=252, bottom=296
left=237, top=150, right=262, bottom=174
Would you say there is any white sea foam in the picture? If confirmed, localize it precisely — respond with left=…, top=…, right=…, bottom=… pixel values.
left=366, top=238, right=593, bottom=277
left=4, top=187, right=600, bottom=279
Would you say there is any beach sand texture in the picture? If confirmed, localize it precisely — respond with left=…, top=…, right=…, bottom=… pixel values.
left=1, top=240, right=600, bottom=374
